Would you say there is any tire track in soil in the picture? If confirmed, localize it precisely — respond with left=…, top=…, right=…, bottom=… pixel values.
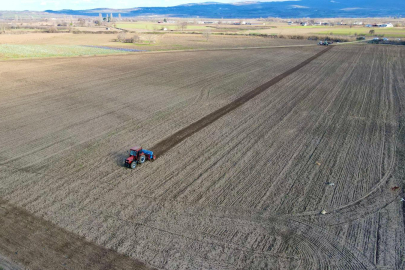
left=0, top=198, right=155, bottom=270
left=151, top=46, right=333, bottom=157
left=286, top=49, right=405, bottom=226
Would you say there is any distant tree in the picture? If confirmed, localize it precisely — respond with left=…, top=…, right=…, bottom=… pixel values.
left=144, top=34, right=158, bottom=44
left=0, top=23, right=8, bottom=34
left=163, top=18, right=167, bottom=23
left=48, top=26, right=58, bottom=33
left=131, top=34, right=140, bottom=43
left=202, top=28, right=211, bottom=41
left=177, top=21, right=188, bottom=31
left=369, top=29, right=375, bottom=35
left=117, top=32, right=126, bottom=41
left=78, top=18, right=85, bottom=27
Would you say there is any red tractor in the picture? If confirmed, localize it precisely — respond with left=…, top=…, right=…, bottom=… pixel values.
left=125, top=146, right=156, bottom=169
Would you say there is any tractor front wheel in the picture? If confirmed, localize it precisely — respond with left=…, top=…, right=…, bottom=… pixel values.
left=130, top=162, right=137, bottom=169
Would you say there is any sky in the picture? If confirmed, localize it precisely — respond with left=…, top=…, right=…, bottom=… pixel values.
left=1, top=0, right=295, bottom=11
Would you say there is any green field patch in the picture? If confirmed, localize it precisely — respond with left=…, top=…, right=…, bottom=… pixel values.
left=0, top=44, right=128, bottom=60
left=283, top=25, right=328, bottom=29
left=317, top=30, right=368, bottom=36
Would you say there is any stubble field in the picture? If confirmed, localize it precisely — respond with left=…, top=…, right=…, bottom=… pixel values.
left=0, top=44, right=404, bottom=270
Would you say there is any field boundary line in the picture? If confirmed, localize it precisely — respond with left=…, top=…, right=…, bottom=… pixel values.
left=151, top=46, right=333, bottom=156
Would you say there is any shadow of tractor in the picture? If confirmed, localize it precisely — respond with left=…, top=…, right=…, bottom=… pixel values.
left=113, top=151, right=129, bottom=168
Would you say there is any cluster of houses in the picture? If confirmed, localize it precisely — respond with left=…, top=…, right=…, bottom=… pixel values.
left=288, top=21, right=333, bottom=26
left=365, top=23, right=394, bottom=28
left=287, top=20, right=394, bottom=28
left=196, top=21, right=256, bottom=25
left=156, top=20, right=259, bottom=25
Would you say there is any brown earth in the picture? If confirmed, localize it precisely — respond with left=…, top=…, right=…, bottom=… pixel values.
left=151, top=46, right=332, bottom=156
left=0, top=199, right=153, bottom=270
left=0, top=44, right=404, bottom=270
left=0, top=253, right=23, bottom=270
left=0, top=33, right=317, bottom=51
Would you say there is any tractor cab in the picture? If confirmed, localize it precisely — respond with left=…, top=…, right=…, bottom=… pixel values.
left=129, top=146, right=142, bottom=157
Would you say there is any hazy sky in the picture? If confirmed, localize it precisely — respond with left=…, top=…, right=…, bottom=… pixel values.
left=2, top=0, right=295, bottom=11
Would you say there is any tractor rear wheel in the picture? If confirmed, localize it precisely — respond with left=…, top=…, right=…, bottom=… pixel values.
left=130, top=162, right=137, bottom=169
left=139, top=155, right=146, bottom=164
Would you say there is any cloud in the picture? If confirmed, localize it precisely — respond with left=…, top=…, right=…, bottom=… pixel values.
left=340, top=7, right=363, bottom=11
left=290, top=4, right=308, bottom=8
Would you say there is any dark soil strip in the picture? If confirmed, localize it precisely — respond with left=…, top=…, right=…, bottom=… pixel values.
left=151, top=46, right=333, bottom=156
left=0, top=198, right=154, bottom=270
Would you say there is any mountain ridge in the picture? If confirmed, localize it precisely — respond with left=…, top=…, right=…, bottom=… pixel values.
left=44, top=0, right=405, bottom=18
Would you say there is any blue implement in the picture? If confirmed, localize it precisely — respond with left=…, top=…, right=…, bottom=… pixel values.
left=141, top=149, right=154, bottom=158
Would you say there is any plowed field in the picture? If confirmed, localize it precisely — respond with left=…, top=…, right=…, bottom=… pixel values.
left=0, top=45, right=404, bottom=270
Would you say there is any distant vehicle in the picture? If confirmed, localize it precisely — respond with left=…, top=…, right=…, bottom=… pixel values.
left=318, top=41, right=329, bottom=46
left=125, top=146, right=156, bottom=169
left=373, top=37, right=380, bottom=40
left=383, top=38, right=389, bottom=41
left=396, top=38, right=401, bottom=41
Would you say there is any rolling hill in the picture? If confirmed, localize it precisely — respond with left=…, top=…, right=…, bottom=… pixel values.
left=45, top=0, right=405, bottom=18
